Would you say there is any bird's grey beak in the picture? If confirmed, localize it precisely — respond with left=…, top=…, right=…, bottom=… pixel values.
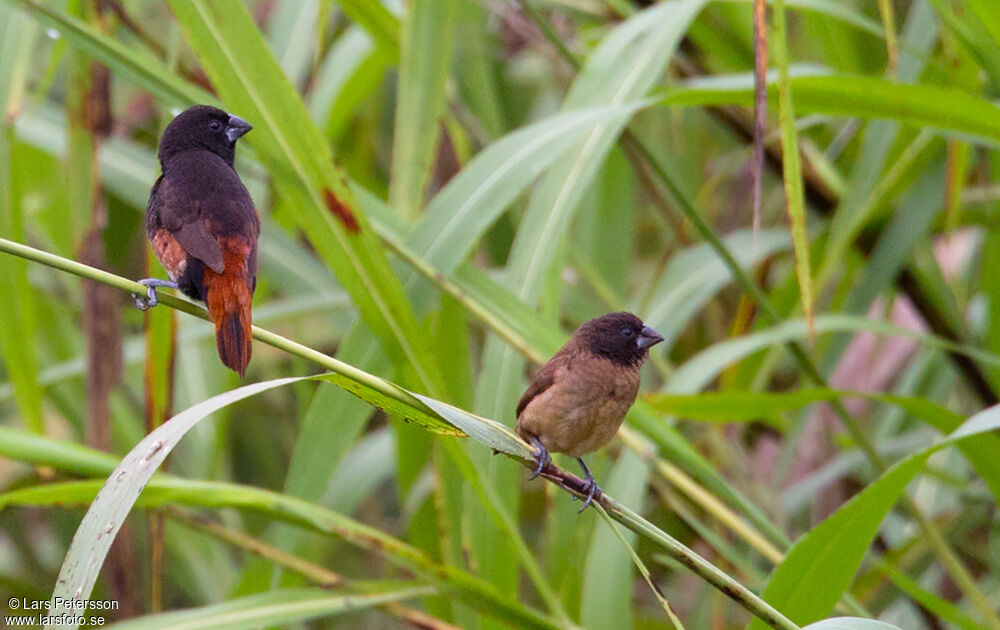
left=225, top=114, right=252, bottom=142
left=636, top=325, right=664, bottom=350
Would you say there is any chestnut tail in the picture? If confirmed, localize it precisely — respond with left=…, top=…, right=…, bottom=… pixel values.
left=203, top=247, right=252, bottom=377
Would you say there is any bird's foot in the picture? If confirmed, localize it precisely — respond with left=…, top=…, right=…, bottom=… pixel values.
left=574, top=458, right=602, bottom=513
left=133, top=278, right=178, bottom=311
left=576, top=477, right=602, bottom=513
left=528, top=436, right=551, bottom=480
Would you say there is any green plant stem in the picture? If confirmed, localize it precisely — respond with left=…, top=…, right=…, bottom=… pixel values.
left=0, top=236, right=798, bottom=630
left=592, top=503, right=686, bottom=629
left=516, top=5, right=999, bottom=626
left=601, top=494, right=797, bottom=630
left=165, top=507, right=463, bottom=630
left=619, top=428, right=784, bottom=565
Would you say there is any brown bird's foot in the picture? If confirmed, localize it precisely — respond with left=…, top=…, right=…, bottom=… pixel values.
left=574, top=458, right=602, bottom=513
left=528, top=436, right=551, bottom=480
left=133, top=278, right=178, bottom=311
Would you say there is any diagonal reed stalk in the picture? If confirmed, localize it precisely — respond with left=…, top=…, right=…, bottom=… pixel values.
left=0, top=236, right=799, bottom=630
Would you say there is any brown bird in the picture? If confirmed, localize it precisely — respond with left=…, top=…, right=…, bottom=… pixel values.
left=134, top=105, right=260, bottom=377
left=516, top=312, right=663, bottom=510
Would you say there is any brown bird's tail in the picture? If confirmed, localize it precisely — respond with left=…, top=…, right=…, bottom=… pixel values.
left=203, top=242, right=253, bottom=377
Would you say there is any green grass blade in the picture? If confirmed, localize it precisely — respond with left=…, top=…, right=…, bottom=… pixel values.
left=772, top=0, right=814, bottom=338
left=644, top=229, right=790, bottom=349
left=593, top=503, right=685, bottom=629
left=105, top=587, right=434, bottom=630
left=505, top=0, right=707, bottom=306
left=4, top=0, right=207, bottom=107
left=581, top=451, right=649, bottom=629
left=408, top=103, right=649, bottom=277
left=668, top=314, right=1000, bottom=394
left=662, top=74, right=1000, bottom=143
left=266, top=0, right=318, bottom=85
left=0, top=129, right=42, bottom=432
left=388, top=0, right=457, bottom=220
left=44, top=377, right=314, bottom=626
left=308, top=26, right=389, bottom=139
left=647, top=388, right=1000, bottom=505
left=336, top=0, right=400, bottom=59
left=969, top=0, right=1000, bottom=53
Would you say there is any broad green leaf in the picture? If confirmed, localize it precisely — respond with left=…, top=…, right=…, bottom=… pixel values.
left=750, top=452, right=931, bottom=629
left=663, top=74, right=1000, bottom=144
left=268, top=324, right=390, bottom=570
left=408, top=103, right=650, bottom=278
left=414, top=394, right=532, bottom=459
left=751, top=403, right=1000, bottom=628
left=453, top=0, right=504, bottom=137
left=388, top=0, right=457, bottom=219
left=105, top=587, right=433, bottom=630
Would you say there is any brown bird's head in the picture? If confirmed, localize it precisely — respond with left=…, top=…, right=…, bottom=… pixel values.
left=158, top=104, right=253, bottom=166
left=575, top=312, right=664, bottom=366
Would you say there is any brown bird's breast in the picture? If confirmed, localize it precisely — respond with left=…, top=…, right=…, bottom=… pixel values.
left=517, top=353, right=641, bottom=458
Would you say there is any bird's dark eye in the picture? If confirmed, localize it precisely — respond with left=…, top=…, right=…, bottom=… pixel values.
left=209, top=120, right=222, bottom=131
left=621, top=327, right=634, bottom=337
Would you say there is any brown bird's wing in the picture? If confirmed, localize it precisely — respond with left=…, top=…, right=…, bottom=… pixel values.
left=516, top=350, right=569, bottom=418
left=153, top=178, right=225, bottom=273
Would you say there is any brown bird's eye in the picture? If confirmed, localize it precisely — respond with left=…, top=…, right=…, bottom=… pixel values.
left=209, top=120, right=222, bottom=131
left=621, top=327, right=633, bottom=337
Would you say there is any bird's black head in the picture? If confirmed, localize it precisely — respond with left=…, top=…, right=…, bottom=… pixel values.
left=576, top=311, right=664, bottom=366
left=157, top=105, right=253, bottom=166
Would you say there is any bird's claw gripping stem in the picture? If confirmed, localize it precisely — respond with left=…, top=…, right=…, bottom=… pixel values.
left=574, top=458, right=602, bottom=512
left=133, top=278, right=178, bottom=311
left=528, top=436, right=551, bottom=480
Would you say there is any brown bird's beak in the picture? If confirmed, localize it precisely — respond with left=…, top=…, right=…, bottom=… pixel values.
left=225, top=114, right=253, bottom=142
left=636, top=324, right=664, bottom=350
